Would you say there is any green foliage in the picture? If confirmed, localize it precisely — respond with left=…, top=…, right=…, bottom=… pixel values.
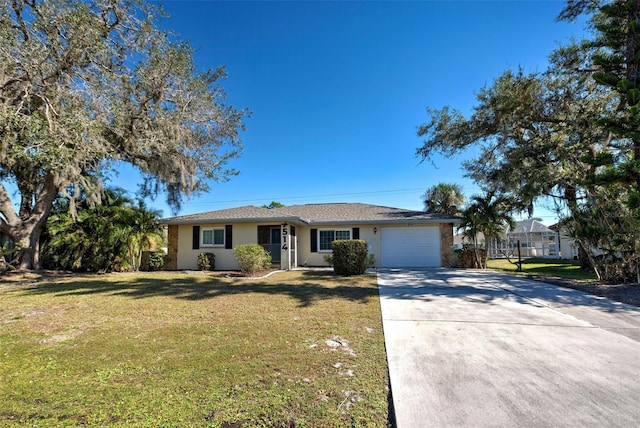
left=233, top=244, right=271, bottom=275
left=458, top=192, right=515, bottom=269
left=0, top=0, right=247, bottom=269
left=262, top=201, right=285, bottom=209
left=585, top=1, right=640, bottom=211
left=331, top=240, right=369, bottom=276
left=0, top=241, right=18, bottom=272
left=148, top=252, right=166, bottom=271
left=414, top=19, right=640, bottom=282
left=423, top=182, right=466, bottom=215
left=367, top=253, right=376, bottom=267
left=197, top=252, right=216, bottom=271
left=40, top=188, right=163, bottom=272
left=323, top=254, right=334, bottom=266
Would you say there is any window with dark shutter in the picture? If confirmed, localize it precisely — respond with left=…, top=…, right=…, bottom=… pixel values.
left=192, top=225, right=200, bottom=250
left=310, top=228, right=317, bottom=252
left=352, top=227, right=360, bottom=239
left=225, top=225, right=233, bottom=249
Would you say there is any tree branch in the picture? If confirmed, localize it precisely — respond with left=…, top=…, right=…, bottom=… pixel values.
left=11, top=0, right=30, bottom=42
left=0, top=183, right=20, bottom=230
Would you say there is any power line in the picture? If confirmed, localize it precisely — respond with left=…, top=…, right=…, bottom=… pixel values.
left=152, top=187, right=427, bottom=208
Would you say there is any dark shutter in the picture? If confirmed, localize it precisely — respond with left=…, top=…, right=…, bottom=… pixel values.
left=225, top=225, right=233, bottom=249
left=192, top=225, right=200, bottom=250
left=310, top=228, right=317, bottom=252
left=352, top=227, right=360, bottom=239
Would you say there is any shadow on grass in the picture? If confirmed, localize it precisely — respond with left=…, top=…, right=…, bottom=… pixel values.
left=6, top=270, right=378, bottom=308
left=491, top=258, right=597, bottom=281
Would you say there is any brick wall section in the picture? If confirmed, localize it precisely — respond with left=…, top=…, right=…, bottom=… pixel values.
left=165, top=225, right=178, bottom=270
left=440, top=223, right=454, bottom=267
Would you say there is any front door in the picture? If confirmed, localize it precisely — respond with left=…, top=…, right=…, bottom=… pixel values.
left=258, top=225, right=281, bottom=262
left=271, top=228, right=281, bottom=247
left=270, top=227, right=281, bottom=262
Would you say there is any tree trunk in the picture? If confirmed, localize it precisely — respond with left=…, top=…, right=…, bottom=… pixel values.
left=576, top=239, right=601, bottom=280
left=0, top=175, right=59, bottom=270
left=471, top=235, right=483, bottom=268
left=17, top=224, right=43, bottom=270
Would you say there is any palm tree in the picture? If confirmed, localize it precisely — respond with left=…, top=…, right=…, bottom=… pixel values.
left=423, top=183, right=466, bottom=215
left=460, top=191, right=515, bottom=268
left=40, top=188, right=163, bottom=272
left=125, top=201, right=164, bottom=271
left=458, top=207, right=484, bottom=268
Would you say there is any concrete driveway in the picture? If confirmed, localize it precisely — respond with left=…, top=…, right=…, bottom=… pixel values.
left=378, top=269, right=640, bottom=428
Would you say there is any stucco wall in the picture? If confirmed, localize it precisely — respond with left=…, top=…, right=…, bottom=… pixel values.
left=296, top=225, right=381, bottom=267
left=170, top=221, right=452, bottom=270
left=176, top=222, right=274, bottom=270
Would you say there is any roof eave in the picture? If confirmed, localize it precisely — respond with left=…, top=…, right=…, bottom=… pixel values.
left=161, top=216, right=306, bottom=225
left=309, top=218, right=462, bottom=226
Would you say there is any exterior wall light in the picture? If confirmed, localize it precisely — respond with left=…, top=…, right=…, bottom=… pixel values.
left=374, top=227, right=377, bottom=234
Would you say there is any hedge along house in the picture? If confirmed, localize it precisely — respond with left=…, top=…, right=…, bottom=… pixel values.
left=161, top=203, right=460, bottom=271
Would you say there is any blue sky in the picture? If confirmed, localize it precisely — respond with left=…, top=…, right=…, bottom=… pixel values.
left=122, top=1, right=589, bottom=223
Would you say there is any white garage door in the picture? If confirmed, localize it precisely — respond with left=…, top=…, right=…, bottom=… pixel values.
left=381, top=226, right=441, bottom=268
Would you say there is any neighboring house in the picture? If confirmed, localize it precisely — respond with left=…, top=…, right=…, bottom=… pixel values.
left=161, top=203, right=460, bottom=270
left=549, top=224, right=579, bottom=260
left=453, top=231, right=486, bottom=250
left=488, top=219, right=560, bottom=259
left=549, top=223, right=605, bottom=261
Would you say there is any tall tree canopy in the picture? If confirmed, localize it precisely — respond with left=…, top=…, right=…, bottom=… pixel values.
left=0, top=0, right=247, bottom=269
left=416, top=45, right=614, bottom=215
left=416, top=0, right=640, bottom=282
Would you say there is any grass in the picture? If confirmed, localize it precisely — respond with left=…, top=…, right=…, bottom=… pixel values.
left=0, top=270, right=390, bottom=427
left=487, top=258, right=598, bottom=282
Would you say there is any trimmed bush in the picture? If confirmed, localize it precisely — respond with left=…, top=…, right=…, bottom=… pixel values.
left=148, top=251, right=166, bottom=271
left=331, top=239, right=369, bottom=276
left=233, top=244, right=272, bottom=275
left=197, top=252, right=215, bottom=271
left=141, top=250, right=166, bottom=271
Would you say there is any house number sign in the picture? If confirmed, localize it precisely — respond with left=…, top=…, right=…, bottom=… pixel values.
left=282, top=224, right=288, bottom=250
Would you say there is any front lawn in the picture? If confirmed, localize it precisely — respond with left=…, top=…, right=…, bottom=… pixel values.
left=0, top=270, right=390, bottom=427
left=487, top=258, right=597, bottom=282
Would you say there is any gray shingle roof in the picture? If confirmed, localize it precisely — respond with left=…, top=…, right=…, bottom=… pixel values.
left=162, top=202, right=460, bottom=225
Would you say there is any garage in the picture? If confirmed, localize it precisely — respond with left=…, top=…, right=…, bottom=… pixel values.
left=381, top=226, right=441, bottom=268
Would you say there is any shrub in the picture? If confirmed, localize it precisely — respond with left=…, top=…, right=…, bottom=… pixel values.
left=197, top=252, right=215, bottom=271
left=367, top=253, right=376, bottom=267
left=148, top=251, right=166, bottom=271
left=331, top=240, right=369, bottom=276
left=233, top=244, right=272, bottom=275
left=323, top=254, right=333, bottom=266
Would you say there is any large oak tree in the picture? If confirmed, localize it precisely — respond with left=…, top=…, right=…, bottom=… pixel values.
left=417, top=1, right=640, bottom=282
left=0, top=0, right=247, bottom=269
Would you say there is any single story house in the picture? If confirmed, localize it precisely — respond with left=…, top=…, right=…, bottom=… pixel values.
left=161, top=203, right=460, bottom=270
left=488, top=219, right=560, bottom=259
left=549, top=223, right=605, bottom=261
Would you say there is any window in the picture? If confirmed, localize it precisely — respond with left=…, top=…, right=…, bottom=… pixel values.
left=202, top=228, right=224, bottom=246
left=318, top=229, right=351, bottom=251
